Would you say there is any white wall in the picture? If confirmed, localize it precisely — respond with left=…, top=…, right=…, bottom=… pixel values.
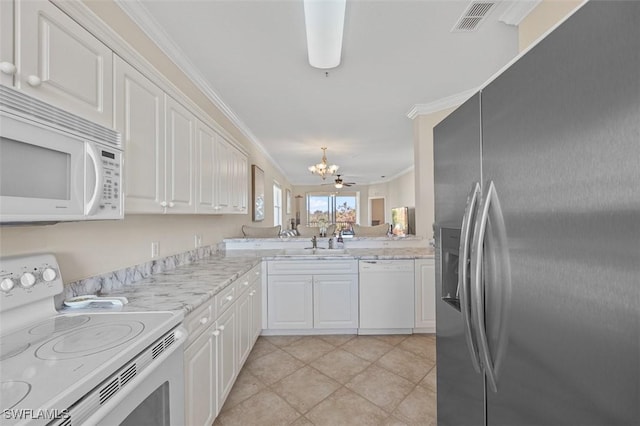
left=413, top=108, right=455, bottom=239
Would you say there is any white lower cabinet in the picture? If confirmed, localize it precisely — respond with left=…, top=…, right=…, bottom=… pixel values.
left=266, top=260, right=358, bottom=331
left=184, top=326, right=217, bottom=426
left=216, top=305, right=236, bottom=409
left=237, top=268, right=262, bottom=366
left=414, top=258, right=436, bottom=332
left=267, top=275, right=313, bottom=329
left=250, top=279, right=262, bottom=341
left=313, top=275, right=359, bottom=329
left=183, top=264, right=262, bottom=425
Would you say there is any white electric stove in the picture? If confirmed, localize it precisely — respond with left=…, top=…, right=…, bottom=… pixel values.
left=0, top=254, right=186, bottom=426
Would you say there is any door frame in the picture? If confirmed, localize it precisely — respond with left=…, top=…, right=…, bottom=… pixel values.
left=368, top=196, right=386, bottom=226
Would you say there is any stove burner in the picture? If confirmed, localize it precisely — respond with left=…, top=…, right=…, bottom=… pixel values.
left=0, top=342, right=30, bottom=362
left=29, top=315, right=91, bottom=335
left=0, top=381, right=31, bottom=411
left=35, top=321, right=145, bottom=360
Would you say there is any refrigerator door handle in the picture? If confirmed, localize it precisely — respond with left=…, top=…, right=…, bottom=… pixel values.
left=471, top=180, right=504, bottom=393
left=458, top=182, right=482, bottom=373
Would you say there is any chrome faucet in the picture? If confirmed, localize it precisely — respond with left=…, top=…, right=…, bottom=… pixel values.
left=311, top=235, right=318, bottom=249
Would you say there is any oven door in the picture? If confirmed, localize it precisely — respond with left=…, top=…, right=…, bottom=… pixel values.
left=0, top=111, right=89, bottom=222
left=81, top=328, right=186, bottom=426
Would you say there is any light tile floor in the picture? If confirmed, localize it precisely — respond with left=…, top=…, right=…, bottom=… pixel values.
left=213, top=334, right=437, bottom=426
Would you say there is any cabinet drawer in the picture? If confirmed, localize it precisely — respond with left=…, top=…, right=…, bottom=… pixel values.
left=185, top=299, right=215, bottom=347
left=267, top=260, right=358, bottom=275
left=238, top=264, right=262, bottom=295
left=236, top=270, right=252, bottom=296
left=215, top=282, right=237, bottom=314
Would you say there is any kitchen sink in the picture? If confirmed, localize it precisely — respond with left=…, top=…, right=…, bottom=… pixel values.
left=281, top=248, right=349, bottom=256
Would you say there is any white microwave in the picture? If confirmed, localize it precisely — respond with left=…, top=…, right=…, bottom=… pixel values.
left=0, top=86, right=123, bottom=223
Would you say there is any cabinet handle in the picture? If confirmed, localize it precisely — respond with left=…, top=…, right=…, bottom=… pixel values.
left=0, top=62, right=16, bottom=75
left=199, top=317, right=209, bottom=325
left=169, top=202, right=175, bottom=208
left=249, top=291, right=255, bottom=296
left=243, top=281, right=249, bottom=286
left=27, top=75, right=42, bottom=87
left=212, top=330, right=220, bottom=337
left=160, top=201, right=168, bottom=208
left=218, top=325, right=225, bottom=331
left=225, top=295, right=233, bottom=301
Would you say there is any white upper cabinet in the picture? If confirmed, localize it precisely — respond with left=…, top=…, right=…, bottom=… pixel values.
left=15, top=0, right=113, bottom=127
left=0, top=1, right=14, bottom=86
left=116, top=58, right=196, bottom=214
left=230, top=148, right=248, bottom=214
left=210, top=135, right=248, bottom=215
left=114, top=56, right=165, bottom=213
left=196, top=121, right=217, bottom=213
left=165, top=96, right=196, bottom=213
left=214, top=137, right=232, bottom=212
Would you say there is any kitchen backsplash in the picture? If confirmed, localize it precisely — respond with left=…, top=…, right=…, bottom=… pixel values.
left=54, top=245, right=216, bottom=308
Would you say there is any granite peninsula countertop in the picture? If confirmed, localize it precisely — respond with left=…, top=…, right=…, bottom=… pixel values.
left=77, top=246, right=434, bottom=318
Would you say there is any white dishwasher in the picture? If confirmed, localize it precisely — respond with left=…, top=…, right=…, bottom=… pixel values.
left=358, top=259, right=415, bottom=333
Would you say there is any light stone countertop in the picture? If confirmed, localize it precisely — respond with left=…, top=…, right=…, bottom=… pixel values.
left=75, top=246, right=434, bottom=317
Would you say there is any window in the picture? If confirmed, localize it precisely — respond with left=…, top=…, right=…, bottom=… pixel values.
left=273, top=183, right=282, bottom=227
left=306, top=192, right=358, bottom=232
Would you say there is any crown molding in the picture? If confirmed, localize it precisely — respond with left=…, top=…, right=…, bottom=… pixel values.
left=406, top=88, right=477, bottom=119
left=499, top=0, right=542, bottom=26
left=367, top=165, right=415, bottom=186
left=113, top=1, right=289, bottom=178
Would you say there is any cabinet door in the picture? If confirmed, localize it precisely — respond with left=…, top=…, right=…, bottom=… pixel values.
left=195, top=121, right=216, bottom=213
left=313, top=274, right=358, bottom=329
left=114, top=57, right=165, bottom=213
left=230, top=148, right=248, bottom=213
left=16, top=0, right=113, bottom=127
left=414, top=259, right=436, bottom=332
left=0, top=1, right=14, bottom=87
left=250, top=279, right=262, bottom=342
left=216, top=306, right=237, bottom=412
left=184, top=328, right=217, bottom=426
left=237, top=289, right=252, bottom=366
left=165, top=96, right=195, bottom=213
left=267, top=275, right=313, bottom=329
left=213, top=137, right=231, bottom=212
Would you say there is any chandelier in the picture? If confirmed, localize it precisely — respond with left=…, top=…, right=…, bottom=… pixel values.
left=308, top=147, right=339, bottom=180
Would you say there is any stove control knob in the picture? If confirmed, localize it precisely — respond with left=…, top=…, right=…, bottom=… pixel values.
left=20, top=272, right=36, bottom=288
left=42, top=268, right=57, bottom=282
left=0, top=278, right=15, bottom=292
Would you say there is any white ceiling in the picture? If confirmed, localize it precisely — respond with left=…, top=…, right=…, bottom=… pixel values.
left=120, top=1, right=527, bottom=186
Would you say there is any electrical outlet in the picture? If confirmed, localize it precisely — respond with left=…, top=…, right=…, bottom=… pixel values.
left=151, top=241, right=159, bottom=258
left=194, top=234, right=202, bottom=248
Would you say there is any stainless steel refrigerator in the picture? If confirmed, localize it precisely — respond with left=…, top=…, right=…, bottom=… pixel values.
left=433, top=2, right=639, bottom=425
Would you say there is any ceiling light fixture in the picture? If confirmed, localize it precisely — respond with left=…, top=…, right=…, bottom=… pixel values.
left=303, top=0, right=346, bottom=69
left=308, top=147, right=339, bottom=180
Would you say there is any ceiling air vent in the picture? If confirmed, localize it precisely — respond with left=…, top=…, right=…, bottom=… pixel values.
left=452, top=2, right=496, bottom=32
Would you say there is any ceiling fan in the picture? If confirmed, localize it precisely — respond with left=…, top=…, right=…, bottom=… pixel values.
left=322, top=174, right=356, bottom=189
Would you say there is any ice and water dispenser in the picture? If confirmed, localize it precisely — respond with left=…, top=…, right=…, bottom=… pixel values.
left=440, top=227, right=461, bottom=311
